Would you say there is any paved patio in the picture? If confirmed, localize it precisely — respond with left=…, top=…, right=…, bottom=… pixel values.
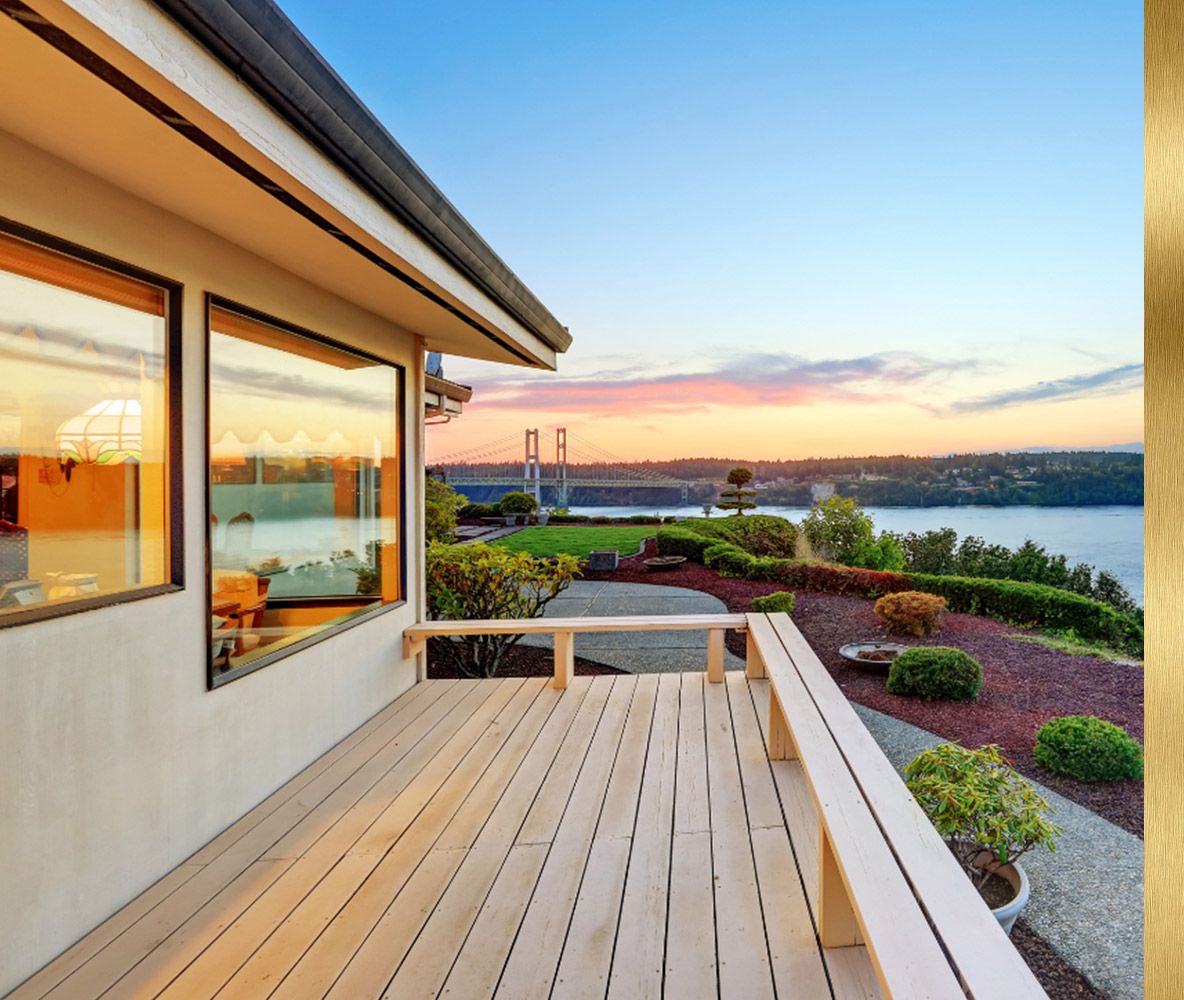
left=521, top=581, right=746, bottom=673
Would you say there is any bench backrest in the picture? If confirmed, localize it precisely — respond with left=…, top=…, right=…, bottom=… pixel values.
left=749, top=611, right=1047, bottom=1000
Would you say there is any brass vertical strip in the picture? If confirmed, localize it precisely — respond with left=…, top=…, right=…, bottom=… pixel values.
left=1145, top=0, right=1183, bottom=994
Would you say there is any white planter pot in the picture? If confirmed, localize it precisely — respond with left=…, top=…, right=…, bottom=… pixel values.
left=504, top=515, right=517, bottom=526
left=538, top=513, right=550, bottom=525
left=972, top=852, right=1030, bottom=934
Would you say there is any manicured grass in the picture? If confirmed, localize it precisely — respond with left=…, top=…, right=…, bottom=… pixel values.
left=493, top=525, right=655, bottom=559
left=1005, top=630, right=1141, bottom=665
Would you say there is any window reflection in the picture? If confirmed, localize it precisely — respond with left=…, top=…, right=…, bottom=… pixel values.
left=208, top=305, right=401, bottom=678
left=0, top=230, right=171, bottom=620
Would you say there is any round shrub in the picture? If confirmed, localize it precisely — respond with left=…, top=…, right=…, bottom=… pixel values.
left=874, top=590, right=947, bottom=636
left=498, top=491, right=538, bottom=514
left=886, top=646, right=983, bottom=701
left=752, top=591, right=796, bottom=616
left=1033, top=715, right=1143, bottom=782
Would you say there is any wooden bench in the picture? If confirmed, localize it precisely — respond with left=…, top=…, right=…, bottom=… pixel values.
left=402, top=614, right=747, bottom=688
left=746, top=611, right=1048, bottom=999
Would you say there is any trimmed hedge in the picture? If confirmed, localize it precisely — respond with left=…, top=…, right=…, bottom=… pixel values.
left=752, top=591, right=796, bottom=615
left=908, top=573, right=1143, bottom=656
left=1033, top=715, right=1143, bottom=782
left=656, top=526, right=716, bottom=561
left=886, top=647, right=983, bottom=701
left=458, top=502, right=500, bottom=519
left=671, top=514, right=798, bottom=557
left=703, top=542, right=757, bottom=578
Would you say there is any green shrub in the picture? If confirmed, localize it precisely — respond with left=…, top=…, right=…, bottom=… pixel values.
left=908, top=573, right=1143, bottom=656
left=904, top=743, right=1059, bottom=872
left=703, top=542, right=756, bottom=578
left=498, top=491, right=538, bottom=514
left=672, top=514, right=798, bottom=557
left=426, top=542, right=580, bottom=677
left=752, top=591, right=796, bottom=615
left=626, top=514, right=661, bottom=524
left=747, top=556, right=782, bottom=580
left=874, top=591, right=947, bottom=636
left=458, top=502, right=500, bottom=519
left=425, top=477, right=466, bottom=543
left=886, top=646, right=983, bottom=701
left=655, top=526, right=714, bottom=561
left=1033, top=715, right=1143, bottom=782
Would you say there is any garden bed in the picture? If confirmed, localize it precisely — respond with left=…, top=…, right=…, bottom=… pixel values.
left=585, top=539, right=1144, bottom=837
left=426, top=636, right=625, bottom=679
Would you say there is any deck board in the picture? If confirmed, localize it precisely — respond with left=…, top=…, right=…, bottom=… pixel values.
left=9, top=675, right=882, bottom=1000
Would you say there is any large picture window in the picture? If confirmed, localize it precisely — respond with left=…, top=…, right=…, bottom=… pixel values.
left=208, top=302, right=402, bottom=683
left=0, top=224, right=179, bottom=624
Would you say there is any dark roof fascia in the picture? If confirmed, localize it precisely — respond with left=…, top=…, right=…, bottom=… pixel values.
left=150, top=0, right=571, bottom=355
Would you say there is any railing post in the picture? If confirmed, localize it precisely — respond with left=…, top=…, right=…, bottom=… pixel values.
left=553, top=631, right=575, bottom=690
left=706, top=628, right=725, bottom=683
left=819, top=825, right=862, bottom=948
left=745, top=630, right=765, bottom=678
left=768, top=687, right=796, bottom=760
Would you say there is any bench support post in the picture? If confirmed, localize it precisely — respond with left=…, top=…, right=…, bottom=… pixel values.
left=706, top=628, right=725, bottom=683
left=768, top=688, right=797, bottom=760
left=745, top=631, right=765, bottom=678
left=819, top=826, right=863, bottom=948
left=553, top=631, right=575, bottom=690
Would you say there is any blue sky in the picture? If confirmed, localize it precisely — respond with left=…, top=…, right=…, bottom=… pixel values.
left=281, top=0, right=1143, bottom=459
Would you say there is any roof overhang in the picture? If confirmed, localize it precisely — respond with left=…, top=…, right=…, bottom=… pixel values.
left=424, top=373, right=472, bottom=419
left=0, top=0, right=569, bottom=369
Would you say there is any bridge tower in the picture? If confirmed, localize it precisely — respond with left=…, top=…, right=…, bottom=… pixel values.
left=523, top=428, right=541, bottom=503
left=556, top=427, right=569, bottom=508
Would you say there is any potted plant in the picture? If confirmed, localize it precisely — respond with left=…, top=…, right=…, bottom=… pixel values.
left=903, top=743, right=1060, bottom=933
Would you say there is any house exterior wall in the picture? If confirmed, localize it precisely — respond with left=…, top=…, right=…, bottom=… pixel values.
left=0, top=128, right=424, bottom=993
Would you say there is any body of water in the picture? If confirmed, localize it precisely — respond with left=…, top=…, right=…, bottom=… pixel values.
left=569, top=504, right=1145, bottom=605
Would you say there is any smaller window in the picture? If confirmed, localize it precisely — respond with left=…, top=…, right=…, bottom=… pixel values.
left=208, top=303, right=403, bottom=684
left=0, top=225, right=179, bottom=625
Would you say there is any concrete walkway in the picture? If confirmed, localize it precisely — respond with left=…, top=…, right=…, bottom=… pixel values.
left=522, top=580, right=1143, bottom=999
left=519, top=580, right=746, bottom=673
left=852, top=704, right=1143, bottom=1000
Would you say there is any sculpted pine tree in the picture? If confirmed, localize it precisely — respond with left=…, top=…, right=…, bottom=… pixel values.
left=717, top=466, right=758, bottom=516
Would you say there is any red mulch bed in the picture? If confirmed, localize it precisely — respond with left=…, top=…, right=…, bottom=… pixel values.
left=1011, top=920, right=1108, bottom=998
left=426, top=638, right=624, bottom=679
left=586, top=540, right=1144, bottom=838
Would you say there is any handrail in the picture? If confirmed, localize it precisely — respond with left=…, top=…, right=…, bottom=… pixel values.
left=403, top=614, right=747, bottom=687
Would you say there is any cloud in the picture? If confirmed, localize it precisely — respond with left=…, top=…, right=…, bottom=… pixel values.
left=947, top=363, right=1143, bottom=414
left=464, top=350, right=978, bottom=416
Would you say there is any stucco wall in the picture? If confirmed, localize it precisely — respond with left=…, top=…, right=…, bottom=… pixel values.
left=0, top=129, right=424, bottom=993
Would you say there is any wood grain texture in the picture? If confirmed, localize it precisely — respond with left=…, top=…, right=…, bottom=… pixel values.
left=1146, top=1, right=1184, bottom=995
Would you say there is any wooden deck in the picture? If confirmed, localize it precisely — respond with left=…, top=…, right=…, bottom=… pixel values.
left=10, top=672, right=882, bottom=1000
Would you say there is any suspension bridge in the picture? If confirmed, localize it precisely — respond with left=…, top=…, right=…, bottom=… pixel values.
left=433, top=428, right=691, bottom=506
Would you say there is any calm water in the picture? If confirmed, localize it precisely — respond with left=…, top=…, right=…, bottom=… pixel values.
left=569, top=504, right=1145, bottom=605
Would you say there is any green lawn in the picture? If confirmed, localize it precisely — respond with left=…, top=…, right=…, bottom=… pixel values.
left=492, top=525, right=655, bottom=559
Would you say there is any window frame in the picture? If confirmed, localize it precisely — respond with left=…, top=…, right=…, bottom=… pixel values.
left=204, top=294, right=407, bottom=689
left=0, top=216, right=184, bottom=629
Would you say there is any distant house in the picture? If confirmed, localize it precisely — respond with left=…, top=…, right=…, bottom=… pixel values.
left=811, top=481, right=837, bottom=501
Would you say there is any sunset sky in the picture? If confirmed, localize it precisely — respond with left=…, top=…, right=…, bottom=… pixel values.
left=282, top=0, right=1143, bottom=462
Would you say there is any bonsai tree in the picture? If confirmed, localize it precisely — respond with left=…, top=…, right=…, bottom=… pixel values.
left=425, top=476, right=467, bottom=543
left=717, top=466, right=757, bottom=516
left=426, top=542, right=580, bottom=677
left=904, top=743, right=1059, bottom=887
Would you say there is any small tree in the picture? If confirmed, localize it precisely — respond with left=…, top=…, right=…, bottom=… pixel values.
left=426, top=542, right=580, bottom=677
left=426, top=476, right=466, bottom=543
left=717, top=466, right=757, bottom=516
left=904, top=743, right=1059, bottom=886
left=801, top=495, right=874, bottom=563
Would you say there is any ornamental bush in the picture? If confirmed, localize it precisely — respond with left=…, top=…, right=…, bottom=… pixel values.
left=703, top=542, right=757, bottom=578
left=908, top=573, right=1143, bottom=656
left=1033, top=715, right=1143, bottom=782
left=886, top=646, right=983, bottom=701
left=655, top=526, right=715, bottom=561
left=425, top=477, right=466, bottom=543
left=668, top=514, right=798, bottom=558
left=751, top=591, right=796, bottom=615
left=425, top=542, right=580, bottom=677
left=904, top=743, right=1059, bottom=875
left=874, top=590, right=947, bottom=636
left=498, top=491, right=538, bottom=514
left=457, top=502, right=500, bottom=519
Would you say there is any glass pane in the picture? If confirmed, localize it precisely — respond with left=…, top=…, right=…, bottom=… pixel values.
left=0, top=232, right=169, bottom=620
left=208, top=306, right=401, bottom=677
